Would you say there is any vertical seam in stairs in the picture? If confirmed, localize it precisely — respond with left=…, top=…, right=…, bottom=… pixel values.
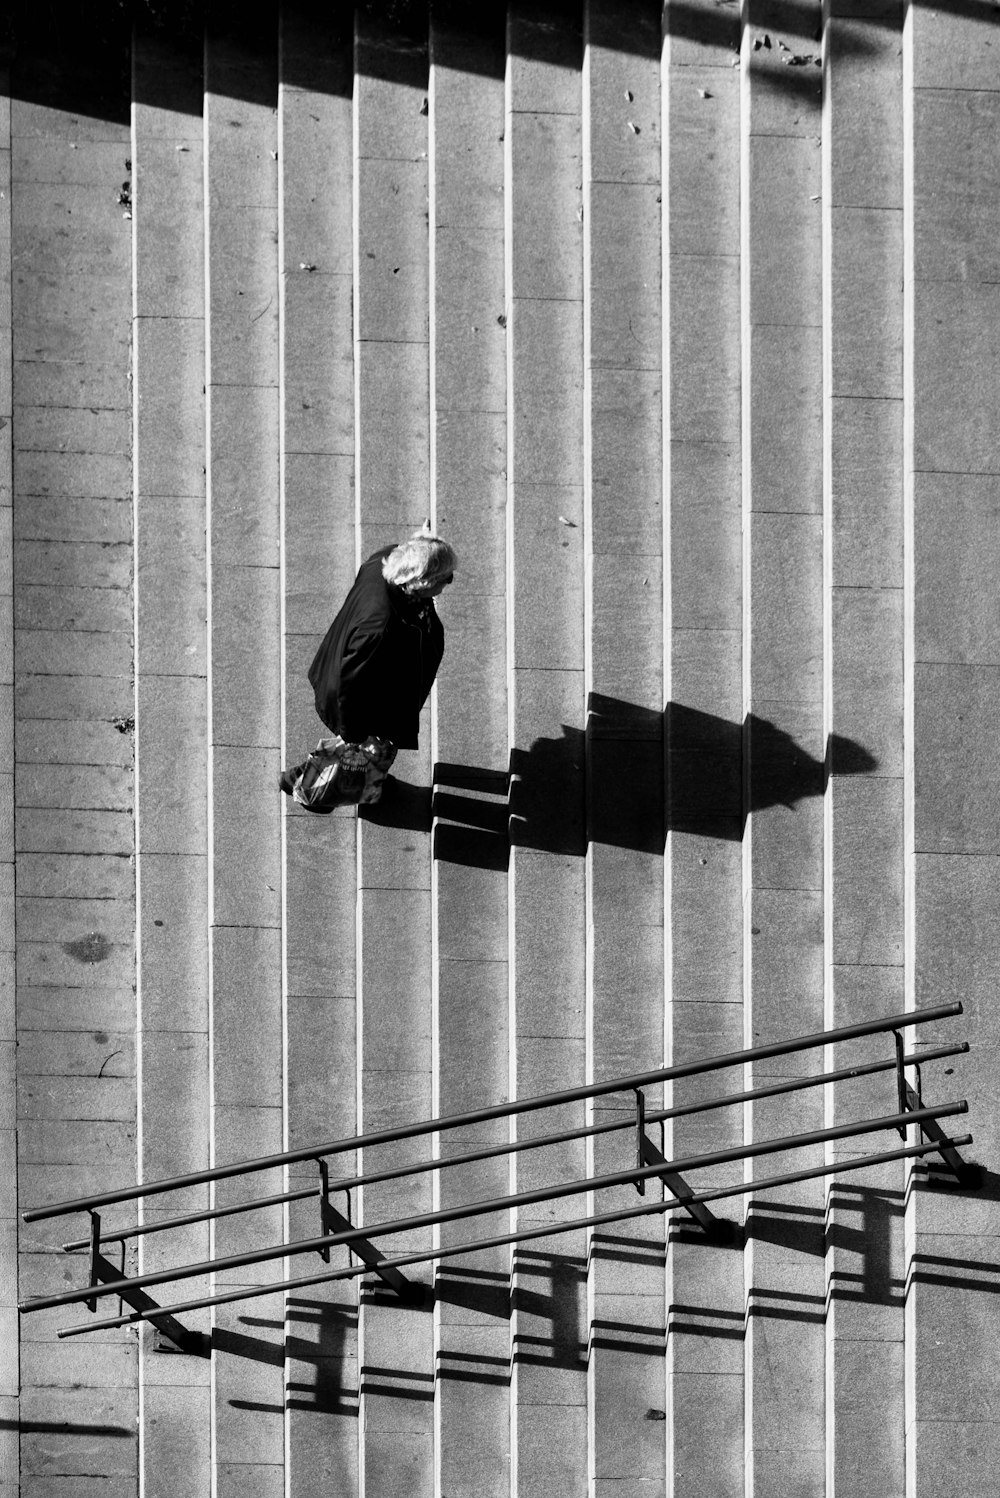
left=1, top=38, right=16, bottom=1446
left=738, top=2, right=753, bottom=1490
left=820, top=3, right=835, bottom=1489
left=901, top=5, right=916, bottom=1495
left=427, top=37, right=443, bottom=1498
left=661, top=0, right=672, bottom=1105
left=580, top=20, right=596, bottom=1492
left=502, top=18, right=517, bottom=1493
left=660, top=11, right=673, bottom=1483
left=203, top=29, right=219, bottom=1494
left=129, top=41, right=146, bottom=1496
left=275, top=20, right=292, bottom=1490
left=351, top=24, right=366, bottom=1495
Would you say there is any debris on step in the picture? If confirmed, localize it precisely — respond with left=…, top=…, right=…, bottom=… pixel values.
left=698, top=88, right=713, bottom=98
left=299, top=263, right=316, bottom=271
left=419, top=97, right=428, bottom=115
left=558, top=515, right=576, bottom=527
left=624, top=89, right=633, bottom=101
left=175, top=144, right=190, bottom=151
left=627, top=120, right=640, bottom=133
left=497, top=314, right=507, bottom=327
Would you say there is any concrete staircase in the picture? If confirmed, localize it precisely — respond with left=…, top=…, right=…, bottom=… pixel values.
left=4, top=1, right=1000, bottom=1495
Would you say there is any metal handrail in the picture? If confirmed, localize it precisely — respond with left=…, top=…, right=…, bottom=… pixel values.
left=22, top=1000, right=963, bottom=1224
left=60, top=1038, right=968, bottom=1253
left=54, top=1131, right=973, bottom=1339
left=21, top=1100, right=967, bottom=1315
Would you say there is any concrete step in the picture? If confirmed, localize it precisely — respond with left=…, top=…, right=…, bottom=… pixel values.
left=132, top=23, right=211, bottom=1498
left=908, top=6, right=1000, bottom=1496
left=741, top=3, right=827, bottom=1491
left=202, top=13, right=285, bottom=1495
left=505, top=7, right=590, bottom=1494
left=584, top=4, right=668, bottom=1494
left=665, top=2, right=746, bottom=1492
left=277, top=10, right=361, bottom=1496
left=352, top=11, right=437, bottom=1497
left=825, top=0, right=908, bottom=1493
left=8, top=24, right=137, bottom=1497
left=0, top=47, right=16, bottom=1491
left=430, top=8, right=512, bottom=1496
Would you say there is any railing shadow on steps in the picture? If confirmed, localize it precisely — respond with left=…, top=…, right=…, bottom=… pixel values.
left=18, top=1001, right=976, bottom=1360
left=428, top=693, right=878, bottom=867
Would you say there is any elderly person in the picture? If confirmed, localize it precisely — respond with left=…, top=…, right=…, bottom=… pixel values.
left=277, top=527, right=456, bottom=806
left=279, top=524, right=455, bottom=808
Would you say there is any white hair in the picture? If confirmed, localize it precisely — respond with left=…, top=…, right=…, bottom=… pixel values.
left=382, top=527, right=457, bottom=593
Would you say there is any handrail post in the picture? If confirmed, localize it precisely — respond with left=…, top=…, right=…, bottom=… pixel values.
left=316, top=1161, right=331, bottom=1263
left=340, top=1191, right=353, bottom=1269
left=901, top=1070, right=978, bottom=1184
left=93, top=1253, right=210, bottom=1357
left=634, top=1090, right=646, bottom=1198
left=116, top=1240, right=126, bottom=1322
left=893, top=1032, right=907, bottom=1139
left=321, top=1199, right=424, bottom=1304
left=86, top=1212, right=100, bottom=1312
left=634, top=1106, right=735, bottom=1242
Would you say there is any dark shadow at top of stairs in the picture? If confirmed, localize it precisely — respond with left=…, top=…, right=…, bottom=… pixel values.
left=15, top=0, right=994, bottom=127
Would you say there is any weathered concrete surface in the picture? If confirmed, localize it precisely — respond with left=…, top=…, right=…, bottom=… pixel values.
left=909, top=7, right=1000, bottom=1489
left=0, top=63, right=16, bottom=1421
left=431, top=9, right=512, bottom=1495
left=744, top=3, right=826, bottom=1491
left=352, top=12, right=436, bottom=1498
left=587, top=5, right=667, bottom=1488
left=506, top=7, right=590, bottom=1494
left=203, top=16, right=285, bottom=1494
left=132, top=30, right=210, bottom=1498
left=7, top=5, right=1000, bottom=1497
left=825, top=8, right=907, bottom=1483
left=10, top=26, right=136, bottom=1496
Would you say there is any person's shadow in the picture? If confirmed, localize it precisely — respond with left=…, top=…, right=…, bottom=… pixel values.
left=371, top=693, right=877, bottom=869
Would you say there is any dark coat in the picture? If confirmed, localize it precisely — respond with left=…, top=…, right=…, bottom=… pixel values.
left=308, top=547, right=445, bottom=750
